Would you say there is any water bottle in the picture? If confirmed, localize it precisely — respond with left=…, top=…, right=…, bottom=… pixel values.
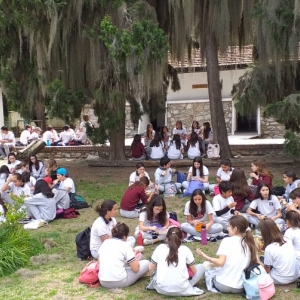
left=201, top=225, right=207, bottom=245
left=137, top=231, right=143, bottom=246
left=46, top=140, right=50, bottom=146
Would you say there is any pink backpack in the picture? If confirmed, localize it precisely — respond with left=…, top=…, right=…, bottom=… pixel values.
left=78, top=260, right=100, bottom=288
left=258, top=273, right=275, bottom=300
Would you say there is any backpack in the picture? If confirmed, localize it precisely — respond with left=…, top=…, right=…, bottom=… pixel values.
left=242, top=263, right=275, bottom=300
left=183, top=180, right=203, bottom=197
left=69, top=193, right=90, bottom=209
left=163, top=182, right=177, bottom=197
left=207, top=144, right=220, bottom=158
left=176, top=171, right=187, bottom=184
left=78, top=260, right=100, bottom=288
left=75, top=227, right=92, bottom=260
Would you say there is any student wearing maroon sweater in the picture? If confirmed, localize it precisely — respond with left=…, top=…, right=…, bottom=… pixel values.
left=250, top=159, right=273, bottom=189
left=131, top=134, right=147, bottom=160
left=120, top=176, right=154, bottom=218
left=230, top=168, right=255, bottom=213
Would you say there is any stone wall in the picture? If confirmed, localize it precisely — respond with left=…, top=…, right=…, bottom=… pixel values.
left=166, top=100, right=232, bottom=133
left=260, top=110, right=285, bottom=138
left=125, top=104, right=137, bottom=137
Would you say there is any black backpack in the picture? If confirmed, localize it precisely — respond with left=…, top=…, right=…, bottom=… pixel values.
left=75, top=227, right=92, bottom=260
left=69, top=193, right=90, bottom=209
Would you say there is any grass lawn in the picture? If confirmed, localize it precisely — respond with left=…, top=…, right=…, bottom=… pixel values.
left=0, top=160, right=300, bottom=299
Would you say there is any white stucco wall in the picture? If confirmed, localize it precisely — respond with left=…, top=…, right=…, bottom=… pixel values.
left=167, top=69, right=246, bottom=101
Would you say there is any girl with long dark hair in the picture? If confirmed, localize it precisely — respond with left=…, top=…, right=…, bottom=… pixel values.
left=29, top=154, right=45, bottom=179
left=167, top=134, right=184, bottom=159
left=147, top=227, right=205, bottom=296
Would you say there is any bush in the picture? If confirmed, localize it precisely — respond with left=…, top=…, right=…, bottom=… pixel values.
left=0, top=194, right=43, bottom=276
left=283, top=130, right=300, bottom=158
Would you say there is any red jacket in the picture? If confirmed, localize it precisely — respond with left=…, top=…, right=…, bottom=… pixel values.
left=233, top=190, right=255, bottom=211
left=120, top=186, right=148, bottom=211
left=131, top=142, right=147, bottom=158
left=252, top=174, right=273, bottom=188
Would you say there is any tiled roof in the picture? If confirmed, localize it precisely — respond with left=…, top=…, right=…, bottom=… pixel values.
left=169, top=45, right=253, bottom=71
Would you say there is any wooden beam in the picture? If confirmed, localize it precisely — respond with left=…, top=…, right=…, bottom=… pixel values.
left=192, top=84, right=208, bottom=89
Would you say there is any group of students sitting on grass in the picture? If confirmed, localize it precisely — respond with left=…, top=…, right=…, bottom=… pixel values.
left=0, top=155, right=76, bottom=225
left=88, top=156, right=300, bottom=296
left=131, top=120, right=213, bottom=160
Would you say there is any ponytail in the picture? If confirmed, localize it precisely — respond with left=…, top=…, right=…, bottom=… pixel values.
left=242, top=229, right=258, bottom=265
left=166, top=227, right=182, bottom=266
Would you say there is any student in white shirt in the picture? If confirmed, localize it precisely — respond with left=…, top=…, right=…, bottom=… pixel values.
left=29, top=155, right=45, bottom=179
left=172, top=120, right=187, bottom=145
left=29, top=127, right=42, bottom=143
left=149, top=134, right=165, bottom=160
left=53, top=167, right=75, bottom=193
left=6, top=153, right=21, bottom=174
left=0, top=126, right=16, bottom=158
left=19, top=124, right=32, bottom=146
left=213, top=181, right=237, bottom=231
left=166, top=134, right=184, bottom=159
left=1, top=173, right=31, bottom=205
left=99, top=222, right=149, bottom=288
left=181, top=189, right=223, bottom=239
left=187, top=132, right=200, bottom=159
left=284, top=210, right=300, bottom=273
left=147, top=227, right=205, bottom=296
left=128, top=162, right=151, bottom=186
left=90, top=200, right=135, bottom=259
left=197, top=215, right=258, bottom=294
left=247, top=182, right=285, bottom=226
left=259, top=218, right=299, bottom=284
left=209, top=158, right=234, bottom=193
left=58, top=125, right=72, bottom=146
left=182, top=156, right=209, bottom=192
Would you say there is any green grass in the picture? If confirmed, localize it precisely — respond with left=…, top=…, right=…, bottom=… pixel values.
left=0, top=163, right=298, bottom=299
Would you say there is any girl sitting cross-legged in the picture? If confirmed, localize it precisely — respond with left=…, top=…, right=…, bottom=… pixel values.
left=181, top=189, right=223, bottom=241
left=246, top=182, right=285, bottom=227
left=146, top=227, right=205, bottom=296
left=134, top=195, right=169, bottom=246
left=166, top=134, right=184, bottom=160
left=259, top=218, right=299, bottom=285
left=131, top=134, right=147, bottom=161
left=99, top=222, right=150, bottom=289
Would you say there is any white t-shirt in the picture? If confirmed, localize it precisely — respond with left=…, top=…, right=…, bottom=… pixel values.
left=6, top=160, right=21, bottom=173
left=8, top=182, right=31, bottom=197
left=212, top=194, right=234, bottom=219
left=58, top=177, right=75, bottom=193
left=42, top=131, right=52, bottom=142
left=188, top=166, right=209, bottom=178
left=216, top=235, right=250, bottom=289
left=284, top=228, right=300, bottom=261
left=167, top=142, right=183, bottom=159
left=128, top=171, right=150, bottom=186
left=187, top=141, right=200, bottom=157
left=264, top=241, right=299, bottom=284
left=1, top=131, right=15, bottom=145
left=99, top=238, right=136, bottom=281
left=90, top=216, right=117, bottom=251
left=0, top=173, right=8, bottom=189
left=60, top=131, right=72, bottom=143
left=137, top=210, right=169, bottom=229
left=150, top=142, right=164, bottom=160
left=216, top=167, right=234, bottom=181
left=173, top=128, right=187, bottom=136
left=20, top=130, right=31, bottom=145
left=184, top=200, right=214, bottom=221
left=150, top=243, right=196, bottom=295
left=30, top=161, right=45, bottom=178
left=29, top=132, right=40, bottom=141
left=249, top=195, right=281, bottom=218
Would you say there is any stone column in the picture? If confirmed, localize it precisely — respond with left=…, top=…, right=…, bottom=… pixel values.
left=138, top=113, right=150, bottom=135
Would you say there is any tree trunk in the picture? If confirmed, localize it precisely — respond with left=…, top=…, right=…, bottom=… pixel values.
left=205, top=33, right=232, bottom=158
left=109, top=96, right=126, bottom=160
left=35, top=98, right=46, bottom=130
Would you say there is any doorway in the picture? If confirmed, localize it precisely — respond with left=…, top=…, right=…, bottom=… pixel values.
left=236, top=111, right=257, bottom=133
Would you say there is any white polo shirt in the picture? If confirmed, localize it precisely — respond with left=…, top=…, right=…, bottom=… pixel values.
left=90, top=216, right=117, bottom=252
left=184, top=200, right=214, bottom=221
left=58, top=177, right=75, bottom=193
left=20, top=130, right=31, bottom=145
left=249, top=195, right=281, bottom=218
left=128, top=171, right=150, bottom=186
left=8, top=182, right=31, bottom=197
left=216, top=167, right=234, bottom=181
left=212, top=194, right=234, bottom=219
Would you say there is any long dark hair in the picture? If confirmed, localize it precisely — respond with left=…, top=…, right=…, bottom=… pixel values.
left=192, top=156, right=204, bottom=177
left=229, top=216, right=258, bottom=265
left=284, top=170, right=298, bottom=182
left=29, top=154, right=43, bottom=172
left=252, top=159, right=273, bottom=178
left=34, top=179, right=54, bottom=198
left=0, top=165, right=10, bottom=181
left=202, top=122, right=211, bottom=139
left=150, top=133, right=162, bottom=147
left=188, top=132, right=198, bottom=147
left=7, top=152, right=17, bottom=164
left=142, top=195, right=167, bottom=226
left=254, top=182, right=271, bottom=200
left=191, top=120, right=199, bottom=132
left=259, top=218, right=285, bottom=249
left=128, top=176, right=149, bottom=189
left=166, top=227, right=182, bottom=266
left=131, top=134, right=142, bottom=150
left=170, top=134, right=181, bottom=150
left=146, top=123, right=153, bottom=139
left=21, top=171, right=31, bottom=183
left=95, top=200, right=116, bottom=217
left=189, top=189, right=207, bottom=217
left=160, top=126, right=169, bottom=140
left=230, top=168, right=251, bottom=197
left=285, top=210, right=300, bottom=228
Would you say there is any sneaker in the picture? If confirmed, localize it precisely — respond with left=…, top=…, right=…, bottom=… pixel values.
left=208, top=237, right=217, bottom=242
left=18, top=217, right=32, bottom=224
left=183, top=235, right=195, bottom=243
left=143, top=239, right=153, bottom=246
left=223, top=229, right=229, bottom=234
left=209, top=192, right=215, bottom=197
